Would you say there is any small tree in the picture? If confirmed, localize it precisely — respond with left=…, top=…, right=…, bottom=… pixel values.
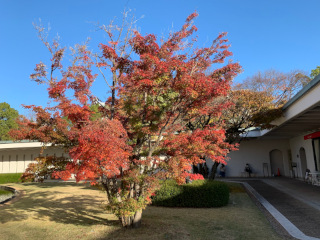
left=311, top=66, right=320, bottom=79
left=11, top=12, right=241, bottom=227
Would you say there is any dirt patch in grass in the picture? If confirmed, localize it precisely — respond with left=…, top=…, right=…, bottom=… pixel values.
left=227, top=181, right=247, bottom=193
left=0, top=182, right=283, bottom=240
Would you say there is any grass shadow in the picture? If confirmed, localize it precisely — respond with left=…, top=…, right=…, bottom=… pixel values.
left=22, top=182, right=95, bottom=190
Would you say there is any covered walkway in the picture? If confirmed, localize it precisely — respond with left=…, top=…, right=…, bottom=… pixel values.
left=239, top=178, right=320, bottom=240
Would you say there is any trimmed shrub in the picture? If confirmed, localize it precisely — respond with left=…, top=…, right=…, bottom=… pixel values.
left=151, top=180, right=183, bottom=207
left=0, top=173, right=23, bottom=184
left=152, top=179, right=229, bottom=208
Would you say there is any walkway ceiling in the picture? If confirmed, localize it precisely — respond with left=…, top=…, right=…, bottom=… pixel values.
left=260, top=104, right=320, bottom=139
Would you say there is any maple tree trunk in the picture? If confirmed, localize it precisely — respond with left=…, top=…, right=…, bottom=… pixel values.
left=209, top=162, right=220, bottom=180
left=111, top=79, right=115, bottom=119
left=120, top=210, right=143, bottom=228
left=132, top=210, right=142, bottom=228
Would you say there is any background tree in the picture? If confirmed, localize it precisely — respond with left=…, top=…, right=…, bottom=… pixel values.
left=311, top=66, right=320, bottom=79
left=0, top=102, right=19, bottom=141
left=222, top=89, right=282, bottom=144
left=186, top=88, right=282, bottom=179
left=191, top=68, right=313, bottom=179
left=10, top=12, right=241, bottom=227
left=235, top=69, right=311, bottom=106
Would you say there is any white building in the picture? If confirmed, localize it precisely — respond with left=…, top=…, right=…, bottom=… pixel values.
left=206, top=74, right=320, bottom=178
left=1, top=75, right=320, bottom=178
left=0, top=141, right=65, bottom=174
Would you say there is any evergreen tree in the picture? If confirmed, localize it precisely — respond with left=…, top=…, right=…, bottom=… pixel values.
left=0, top=102, right=19, bottom=141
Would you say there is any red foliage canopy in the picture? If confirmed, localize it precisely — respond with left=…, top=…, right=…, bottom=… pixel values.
left=11, top=12, right=241, bottom=227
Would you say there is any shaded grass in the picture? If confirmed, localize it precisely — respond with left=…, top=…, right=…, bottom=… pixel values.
left=0, top=182, right=283, bottom=240
left=0, top=173, right=22, bottom=184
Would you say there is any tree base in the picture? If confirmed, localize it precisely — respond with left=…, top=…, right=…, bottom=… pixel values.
left=121, top=210, right=143, bottom=228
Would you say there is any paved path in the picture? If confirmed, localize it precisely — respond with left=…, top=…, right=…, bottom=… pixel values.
left=242, top=178, right=320, bottom=240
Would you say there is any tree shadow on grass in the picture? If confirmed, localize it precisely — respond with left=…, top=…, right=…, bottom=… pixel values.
left=22, top=182, right=95, bottom=190
left=0, top=186, right=118, bottom=227
left=101, top=206, right=192, bottom=240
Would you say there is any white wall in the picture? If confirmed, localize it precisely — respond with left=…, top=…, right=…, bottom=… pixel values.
left=205, top=134, right=317, bottom=178
left=0, top=147, right=66, bottom=174
left=206, top=138, right=290, bottom=177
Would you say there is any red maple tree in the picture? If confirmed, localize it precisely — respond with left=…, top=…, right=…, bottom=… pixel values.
left=11, top=12, right=241, bottom=227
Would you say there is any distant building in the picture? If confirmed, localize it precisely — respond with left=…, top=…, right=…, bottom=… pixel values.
left=0, top=141, right=65, bottom=174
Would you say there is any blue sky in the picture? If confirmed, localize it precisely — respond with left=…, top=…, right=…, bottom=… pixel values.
left=1, top=0, right=320, bottom=116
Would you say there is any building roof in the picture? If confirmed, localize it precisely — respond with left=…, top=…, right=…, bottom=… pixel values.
left=260, top=74, right=320, bottom=139
left=0, top=141, right=44, bottom=150
left=283, top=74, right=320, bottom=110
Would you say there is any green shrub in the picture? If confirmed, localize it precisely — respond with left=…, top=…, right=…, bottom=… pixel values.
left=0, top=173, right=23, bottom=184
left=152, top=179, right=229, bottom=208
left=151, top=180, right=183, bottom=207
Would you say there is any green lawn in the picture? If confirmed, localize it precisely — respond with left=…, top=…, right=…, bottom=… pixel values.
left=0, top=182, right=282, bottom=240
left=0, top=173, right=22, bottom=184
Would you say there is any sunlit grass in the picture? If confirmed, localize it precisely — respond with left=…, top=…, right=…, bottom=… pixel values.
left=0, top=173, right=22, bottom=184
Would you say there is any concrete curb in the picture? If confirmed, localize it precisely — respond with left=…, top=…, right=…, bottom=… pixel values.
left=0, top=185, right=24, bottom=206
left=0, top=186, right=19, bottom=204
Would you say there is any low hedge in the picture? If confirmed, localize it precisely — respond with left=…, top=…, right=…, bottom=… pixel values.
left=152, top=179, right=229, bottom=208
left=0, top=173, right=23, bottom=184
